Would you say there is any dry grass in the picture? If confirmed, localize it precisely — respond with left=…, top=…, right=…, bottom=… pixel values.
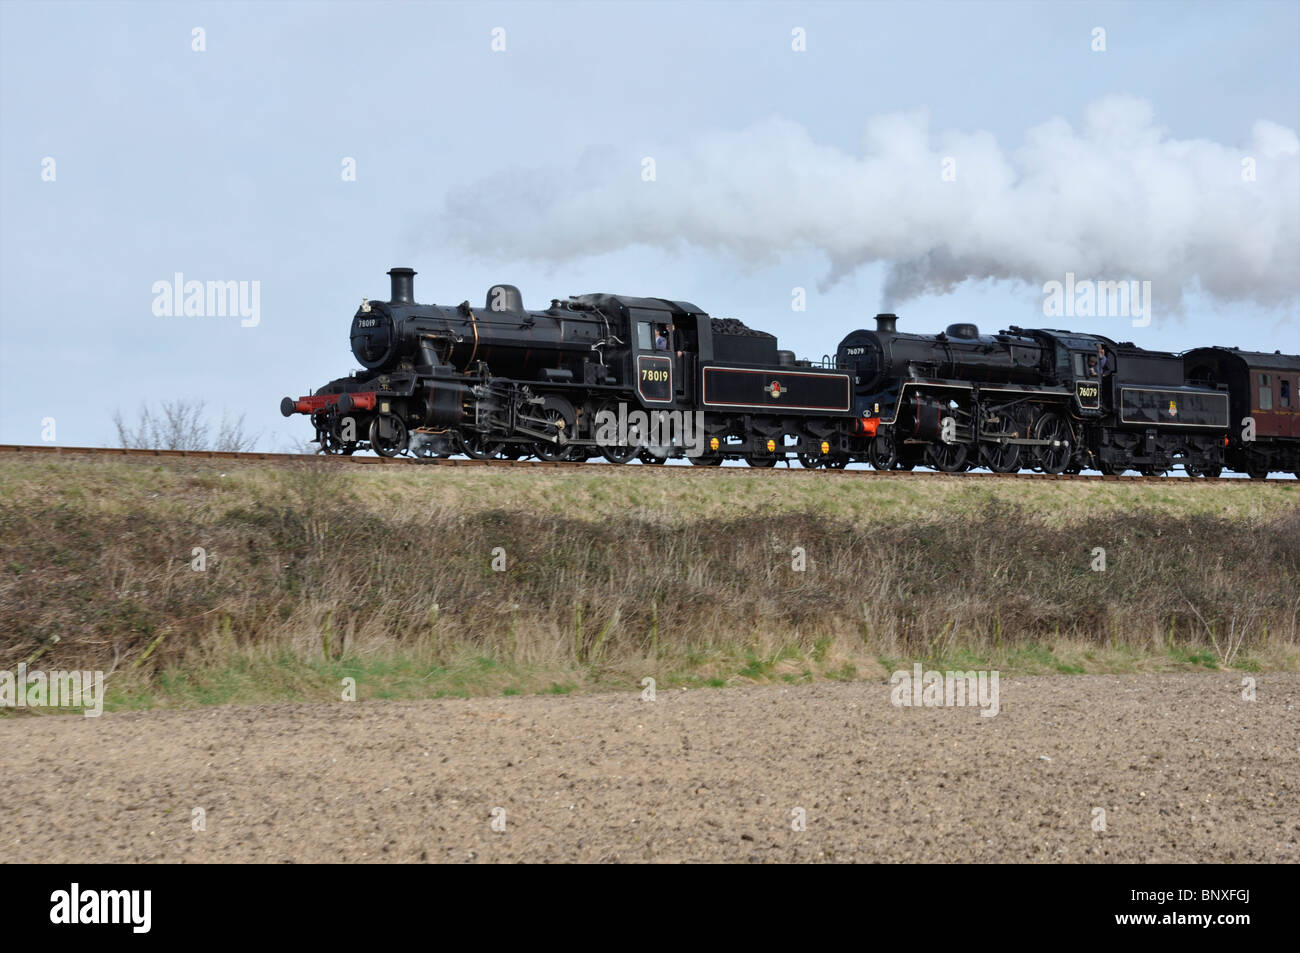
left=1, top=455, right=1296, bottom=707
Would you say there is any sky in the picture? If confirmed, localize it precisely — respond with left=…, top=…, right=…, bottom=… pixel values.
left=1, top=0, right=1297, bottom=451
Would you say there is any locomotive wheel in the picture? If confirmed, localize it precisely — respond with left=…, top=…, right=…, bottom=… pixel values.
left=745, top=455, right=778, bottom=468
left=317, top=423, right=358, bottom=456
left=689, top=453, right=723, bottom=466
left=980, top=440, right=1020, bottom=473
left=1202, top=466, right=1223, bottom=479
left=539, top=443, right=586, bottom=463
left=533, top=396, right=577, bottom=463
left=825, top=452, right=849, bottom=469
left=1031, top=412, right=1072, bottom=475
left=795, top=452, right=823, bottom=469
left=460, top=433, right=505, bottom=460
left=368, top=415, right=408, bottom=458
left=1247, top=467, right=1269, bottom=480
left=603, top=445, right=638, bottom=464
left=317, top=429, right=342, bottom=455
left=926, top=441, right=969, bottom=473
left=596, top=399, right=640, bottom=463
left=868, top=433, right=898, bottom=471
left=637, top=435, right=676, bottom=463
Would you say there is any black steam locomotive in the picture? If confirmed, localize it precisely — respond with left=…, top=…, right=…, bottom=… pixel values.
left=281, top=267, right=1299, bottom=478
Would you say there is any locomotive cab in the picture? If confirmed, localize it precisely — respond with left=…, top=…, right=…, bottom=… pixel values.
left=628, top=307, right=678, bottom=406
left=1048, top=336, right=1113, bottom=416
left=1029, top=329, right=1122, bottom=418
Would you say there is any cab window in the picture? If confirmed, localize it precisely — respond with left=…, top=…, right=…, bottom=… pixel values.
left=1072, top=353, right=1085, bottom=378
left=636, top=321, right=653, bottom=351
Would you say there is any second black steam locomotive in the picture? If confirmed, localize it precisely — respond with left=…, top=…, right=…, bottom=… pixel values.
left=281, top=267, right=1299, bottom=478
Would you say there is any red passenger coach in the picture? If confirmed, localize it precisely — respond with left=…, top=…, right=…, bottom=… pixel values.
left=1184, top=347, right=1300, bottom=478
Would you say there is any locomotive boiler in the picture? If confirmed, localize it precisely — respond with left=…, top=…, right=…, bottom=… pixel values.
left=350, top=269, right=620, bottom=385
left=837, top=314, right=1048, bottom=394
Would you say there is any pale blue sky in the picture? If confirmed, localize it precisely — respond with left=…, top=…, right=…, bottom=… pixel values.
left=2, top=0, right=1296, bottom=449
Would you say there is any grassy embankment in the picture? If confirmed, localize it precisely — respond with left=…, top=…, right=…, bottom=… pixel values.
left=1, top=454, right=1297, bottom=711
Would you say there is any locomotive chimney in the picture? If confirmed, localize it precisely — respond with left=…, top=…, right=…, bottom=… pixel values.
left=875, top=313, right=898, bottom=334
left=387, top=267, right=416, bottom=305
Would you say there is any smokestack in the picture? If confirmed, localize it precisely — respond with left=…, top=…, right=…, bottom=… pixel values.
left=388, top=267, right=416, bottom=305
left=875, top=313, right=898, bottom=334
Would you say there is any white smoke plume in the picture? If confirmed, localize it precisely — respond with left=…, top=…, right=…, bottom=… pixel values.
left=440, top=96, right=1298, bottom=314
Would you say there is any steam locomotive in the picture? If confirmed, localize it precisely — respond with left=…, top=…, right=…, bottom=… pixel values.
left=281, top=267, right=1299, bottom=478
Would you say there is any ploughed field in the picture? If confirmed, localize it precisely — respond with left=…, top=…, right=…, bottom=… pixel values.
left=2, top=674, right=1296, bottom=862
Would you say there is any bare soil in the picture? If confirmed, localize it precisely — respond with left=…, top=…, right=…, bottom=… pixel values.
left=3, top=673, right=1297, bottom=863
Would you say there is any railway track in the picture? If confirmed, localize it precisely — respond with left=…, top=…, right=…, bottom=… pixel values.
left=2, top=443, right=1292, bottom=483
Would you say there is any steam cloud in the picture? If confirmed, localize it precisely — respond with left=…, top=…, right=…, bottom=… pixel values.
left=440, top=96, right=1298, bottom=314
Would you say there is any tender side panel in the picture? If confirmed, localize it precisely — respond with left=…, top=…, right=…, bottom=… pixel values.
left=701, top=366, right=852, bottom=413
left=1119, top=387, right=1229, bottom=428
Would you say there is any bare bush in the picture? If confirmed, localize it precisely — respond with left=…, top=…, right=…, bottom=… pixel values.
left=113, top=399, right=259, bottom=452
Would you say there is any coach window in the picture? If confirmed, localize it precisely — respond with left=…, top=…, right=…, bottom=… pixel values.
left=1281, top=379, right=1291, bottom=408
left=1258, top=374, right=1272, bottom=411
left=1253, top=374, right=1274, bottom=410
left=637, top=321, right=653, bottom=351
